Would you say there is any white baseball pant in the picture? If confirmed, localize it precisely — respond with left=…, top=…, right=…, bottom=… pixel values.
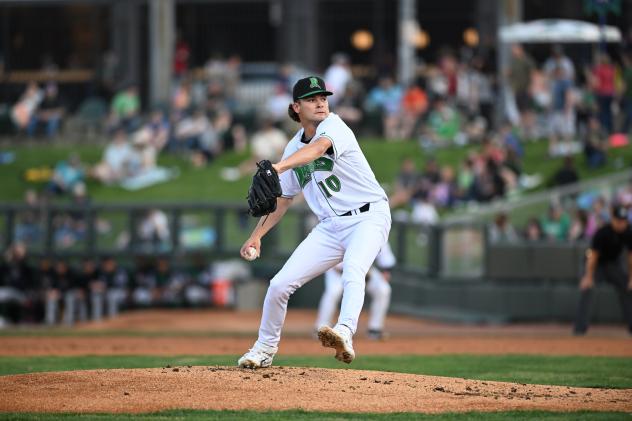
left=315, top=264, right=391, bottom=332
left=256, top=199, right=391, bottom=349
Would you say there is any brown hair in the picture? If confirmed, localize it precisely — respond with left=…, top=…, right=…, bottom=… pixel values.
left=288, top=103, right=300, bottom=122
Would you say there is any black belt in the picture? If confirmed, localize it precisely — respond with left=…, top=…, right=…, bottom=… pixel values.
left=341, top=203, right=370, bottom=216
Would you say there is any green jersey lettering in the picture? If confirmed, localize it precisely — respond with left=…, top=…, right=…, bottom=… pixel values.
left=293, top=157, right=335, bottom=188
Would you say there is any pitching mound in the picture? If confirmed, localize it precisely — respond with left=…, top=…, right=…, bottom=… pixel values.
left=1, top=366, right=630, bottom=414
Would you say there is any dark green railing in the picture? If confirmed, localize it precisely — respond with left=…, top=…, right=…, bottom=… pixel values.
left=0, top=202, right=586, bottom=281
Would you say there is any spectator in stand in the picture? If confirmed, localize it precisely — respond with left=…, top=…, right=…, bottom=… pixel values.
left=35, top=257, right=54, bottom=320
left=48, top=153, right=85, bottom=196
left=588, top=52, right=616, bottom=135
left=544, top=45, right=576, bottom=89
left=204, top=79, right=228, bottom=116
left=523, top=217, right=544, bottom=242
left=573, top=204, right=632, bottom=335
left=324, top=52, right=353, bottom=108
left=365, top=75, right=404, bottom=140
left=128, top=129, right=158, bottom=176
left=99, top=256, right=130, bottom=318
left=335, top=81, right=365, bottom=134
left=431, top=166, right=457, bottom=209
left=0, top=243, right=36, bottom=324
left=173, top=31, right=191, bottom=80
left=171, top=78, right=193, bottom=116
left=470, top=158, right=505, bottom=202
left=586, top=195, right=609, bottom=238
left=154, top=256, right=186, bottom=305
left=11, top=81, right=43, bottom=132
left=388, top=157, right=420, bottom=209
left=544, top=45, right=577, bottom=157
left=438, top=52, right=459, bottom=99
left=397, top=80, right=429, bottom=140
left=91, top=129, right=136, bottom=184
left=76, top=257, right=105, bottom=321
left=215, top=110, right=247, bottom=153
left=264, top=83, right=294, bottom=127
left=107, top=84, right=141, bottom=133
left=204, top=53, right=226, bottom=85
left=582, top=116, right=608, bottom=168
left=421, top=96, right=462, bottom=148
left=617, top=180, right=632, bottom=207
left=172, top=108, right=215, bottom=155
left=48, top=259, right=86, bottom=325
left=568, top=208, right=589, bottom=242
left=137, top=209, right=171, bottom=252
left=142, top=109, right=171, bottom=152
left=15, top=189, right=43, bottom=246
left=487, top=212, right=519, bottom=243
left=455, top=157, right=475, bottom=202
left=457, top=56, right=492, bottom=144
left=225, top=54, right=242, bottom=105
left=222, top=114, right=288, bottom=181
left=420, top=158, right=441, bottom=186
left=506, top=44, right=536, bottom=124
left=132, top=259, right=158, bottom=307
left=498, top=120, right=524, bottom=159
left=27, top=82, right=64, bottom=138
left=410, top=191, right=439, bottom=225
left=541, top=202, right=571, bottom=241
left=621, top=53, right=632, bottom=135
left=550, top=156, right=579, bottom=187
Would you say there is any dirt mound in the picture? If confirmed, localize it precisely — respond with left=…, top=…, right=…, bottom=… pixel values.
left=1, top=366, right=630, bottom=414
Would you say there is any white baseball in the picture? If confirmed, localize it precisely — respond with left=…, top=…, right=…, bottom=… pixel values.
left=244, top=246, right=258, bottom=261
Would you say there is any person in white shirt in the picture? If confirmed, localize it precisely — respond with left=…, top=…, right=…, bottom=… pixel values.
left=324, top=53, right=352, bottom=108
left=238, top=76, right=392, bottom=368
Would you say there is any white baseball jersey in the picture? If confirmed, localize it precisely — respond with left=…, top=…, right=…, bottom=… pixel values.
left=279, top=113, right=387, bottom=220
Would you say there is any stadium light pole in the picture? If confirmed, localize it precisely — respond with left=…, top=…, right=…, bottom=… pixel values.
left=149, top=0, right=175, bottom=108
left=397, top=0, right=416, bottom=87
left=496, top=0, right=522, bottom=128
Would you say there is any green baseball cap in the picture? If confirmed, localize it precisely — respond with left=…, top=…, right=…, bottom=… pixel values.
left=292, top=76, right=333, bottom=101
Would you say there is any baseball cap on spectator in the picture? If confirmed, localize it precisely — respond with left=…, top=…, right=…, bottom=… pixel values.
left=612, top=204, right=629, bottom=221
left=292, top=76, right=333, bottom=101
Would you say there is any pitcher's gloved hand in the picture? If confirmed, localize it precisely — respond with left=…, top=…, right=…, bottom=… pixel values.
left=247, top=160, right=282, bottom=217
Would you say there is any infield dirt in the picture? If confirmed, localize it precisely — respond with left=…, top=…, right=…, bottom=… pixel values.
left=1, top=309, right=631, bottom=414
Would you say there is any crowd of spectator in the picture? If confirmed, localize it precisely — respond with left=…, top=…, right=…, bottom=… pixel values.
left=0, top=241, right=250, bottom=327
left=487, top=180, right=632, bottom=245
left=8, top=42, right=632, bottom=202
left=6, top=42, right=632, bottom=245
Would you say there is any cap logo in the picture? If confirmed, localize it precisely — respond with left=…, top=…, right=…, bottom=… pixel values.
left=309, top=77, right=320, bottom=89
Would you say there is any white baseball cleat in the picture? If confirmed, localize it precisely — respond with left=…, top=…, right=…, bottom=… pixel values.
left=237, top=342, right=277, bottom=369
left=317, top=325, right=355, bottom=364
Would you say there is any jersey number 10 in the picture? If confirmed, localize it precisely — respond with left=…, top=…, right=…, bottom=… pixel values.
left=317, top=175, right=342, bottom=197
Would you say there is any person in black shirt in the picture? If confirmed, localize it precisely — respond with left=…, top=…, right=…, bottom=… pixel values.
left=49, top=259, right=86, bottom=325
left=573, top=204, right=632, bottom=335
left=77, top=258, right=104, bottom=321
left=26, top=82, right=64, bottom=138
left=0, top=243, right=36, bottom=324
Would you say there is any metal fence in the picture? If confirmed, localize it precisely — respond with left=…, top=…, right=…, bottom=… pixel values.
left=0, top=201, right=588, bottom=282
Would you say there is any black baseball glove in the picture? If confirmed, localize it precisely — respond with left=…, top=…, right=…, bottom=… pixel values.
left=247, top=160, right=282, bottom=217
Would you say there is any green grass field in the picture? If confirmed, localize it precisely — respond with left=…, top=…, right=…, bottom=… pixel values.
left=0, top=354, right=630, bottom=420
left=0, top=410, right=629, bottom=421
left=1, top=138, right=630, bottom=203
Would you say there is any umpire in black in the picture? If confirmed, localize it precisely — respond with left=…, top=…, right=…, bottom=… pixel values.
left=574, top=204, right=632, bottom=335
